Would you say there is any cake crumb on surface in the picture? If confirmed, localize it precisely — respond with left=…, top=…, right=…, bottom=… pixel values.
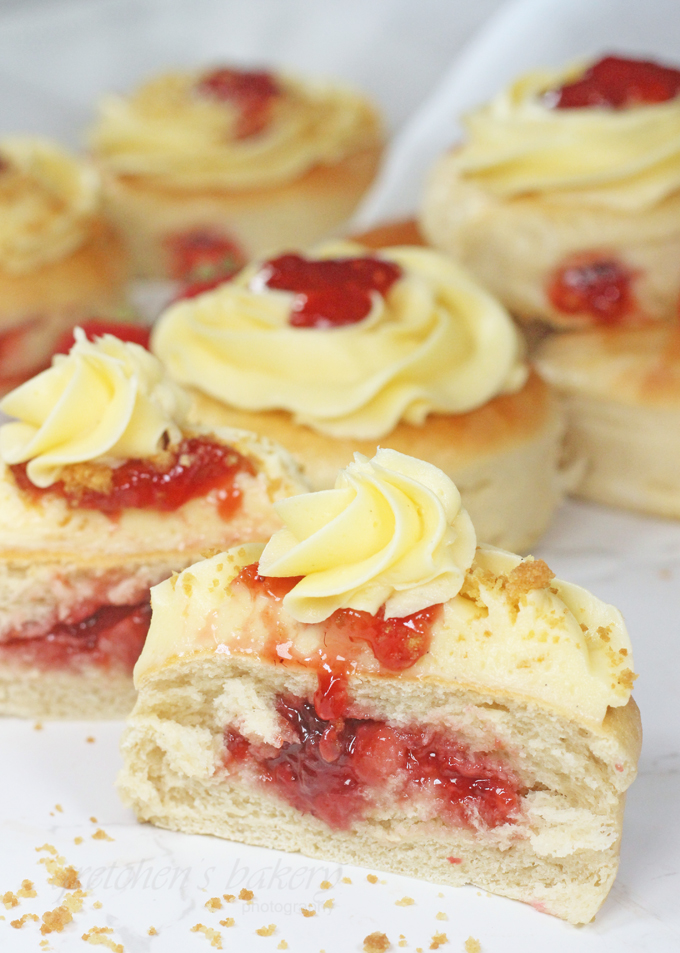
left=18, top=879, right=36, bottom=898
left=89, top=817, right=97, bottom=823
left=37, top=846, right=81, bottom=890
left=223, top=894, right=235, bottom=903
left=363, top=932, right=390, bottom=953
left=34, top=722, right=43, bottom=730
left=74, top=837, right=84, bottom=845
left=341, top=877, right=352, bottom=884
left=148, top=927, right=157, bottom=936
left=55, top=804, right=63, bottom=813
left=323, top=898, right=334, bottom=910
left=277, top=942, right=288, bottom=950
left=464, top=939, right=481, bottom=953
left=218, top=918, right=234, bottom=928
left=86, top=737, right=96, bottom=743
left=92, top=829, right=114, bottom=842
left=93, top=901, right=103, bottom=910
left=40, top=889, right=86, bottom=935
left=320, top=880, right=332, bottom=890
left=436, top=912, right=448, bottom=921
left=82, top=925, right=123, bottom=952
left=430, top=934, right=448, bottom=950
left=398, top=942, right=407, bottom=949
left=301, top=906, right=316, bottom=917
left=256, top=924, right=276, bottom=936
left=395, top=897, right=414, bottom=906
left=2, top=891, right=19, bottom=909
left=190, top=923, right=222, bottom=948
left=238, top=888, right=254, bottom=902
left=205, top=897, right=222, bottom=912
left=10, top=912, right=39, bottom=928
left=367, top=874, right=379, bottom=884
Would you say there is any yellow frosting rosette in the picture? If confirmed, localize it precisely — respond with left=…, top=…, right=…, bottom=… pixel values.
left=152, top=242, right=527, bottom=440
left=0, top=329, right=190, bottom=487
left=89, top=70, right=381, bottom=191
left=0, top=136, right=100, bottom=274
left=258, top=448, right=476, bottom=623
left=453, top=62, right=680, bottom=211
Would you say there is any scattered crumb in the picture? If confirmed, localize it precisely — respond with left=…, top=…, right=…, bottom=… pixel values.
left=256, top=924, right=276, bottom=936
left=190, top=924, right=223, bottom=948
left=399, top=942, right=407, bottom=949
left=74, top=837, right=83, bottom=845
left=438, top=893, right=444, bottom=898
left=218, top=918, right=234, bottom=928
left=464, top=939, right=481, bottom=953
left=86, top=737, right=96, bottom=743
left=364, top=933, right=390, bottom=953
left=3, top=892, right=19, bottom=909
left=277, top=943, right=288, bottom=951
left=10, top=913, right=40, bottom=928
left=89, top=817, right=97, bottom=824
left=223, top=894, right=235, bottom=903
left=93, top=901, right=103, bottom=910
left=148, top=927, right=158, bottom=936
left=37, top=848, right=81, bottom=890
left=238, top=889, right=254, bottom=902
left=395, top=897, right=415, bottom=907
left=323, top=898, right=334, bottom=910
left=40, top=941, right=48, bottom=947
left=301, top=907, right=316, bottom=918
left=341, top=877, right=352, bottom=884
left=18, top=879, right=36, bottom=898
left=92, top=829, right=114, bottom=842
left=430, top=934, right=448, bottom=950
left=40, top=889, right=86, bottom=935
left=82, top=925, right=123, bottom=952
left=55, top=804, right=63, bottom=813
left=367, top=874, right=379, bottom=884
left=320, top=880, right=332, bottom=890
left=34, top=722, right=43, bottom=730
left=205, top=897, right=222, bottom=912
left=436, top=912, right=448, bottom=921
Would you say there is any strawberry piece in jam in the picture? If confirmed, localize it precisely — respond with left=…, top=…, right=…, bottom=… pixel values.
left=0, top=601, right=151, bottom=672
left=230, top=695, right=520, bottom=831
left=547, top=256, right=635, bottom=324
left=166, top=230, right=246, bottom=285
left=53, top=319, right=151, bottom=357
left=326, top=604, right=440, bottom=671
left=549, top=55, right=680, bottom=109
left=11, top=437, right=254, bottom=517
left=195, top=67, right=281, bottom=138
left=257, top=253, right=403, bottom=328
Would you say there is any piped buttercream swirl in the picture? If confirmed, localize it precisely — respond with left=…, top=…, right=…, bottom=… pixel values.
left=152, top=242, right=527, bottom=440
left=258, top=448, right=476, bottom=623
left=88, top=70, right=381, bottom=191
left=452, top=62, right=680, bottom=211
left=0, top=137, right=100, bottom=273
left=0, top=330, right=190, bottom=487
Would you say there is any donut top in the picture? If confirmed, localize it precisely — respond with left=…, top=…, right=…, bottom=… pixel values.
left=134, top=450, right=635, bottom=727
left=450, top=55, right=680, bottom=212
left=151, top=242, right=527, bottom=440
left=0, top=137, right=100, bottom=274
left=0, top=331, right=190, bottom=488
left=88, top=66, right=382, bottom=191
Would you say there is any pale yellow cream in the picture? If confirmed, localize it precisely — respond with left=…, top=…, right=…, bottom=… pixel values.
left=259, top=449, right=476, bottom=622
left=89, top=70, right=381, bottom=191
left=0, top=137, right=100, bottom=273
left=0, top=330, right=190, bottom=487
left=134, top=540, right=635, bottom=727
left=452, top=63, right=680, bottom=212
left=152, top=242, right=527, bottom=440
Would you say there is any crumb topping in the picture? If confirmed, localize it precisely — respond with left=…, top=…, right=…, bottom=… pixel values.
left=219, top=918, right=235, bottom=928
left=82, top=925, right=124, bottom=951
left=190, top=923, right=222, bottom=948
left=301, top=906, right=316, bottom=917
left=430, top=934, right=448, bottom=950
left=205, top=897, right=222, bottom=911
left=91, top=829, right=114, bottom=842
left=238, top=888, right=254, bottom=902
left=10, top=912, right=39, bottom=928
left=367, top=874, right=379, bottom=884
left=364, top=933, right=391, bottom=953
left=395, top=897, right=415, bottom=906
left=40, top=888, right=86, bottom=935
left=464, top=939, right=481, bottom=953
left=256, top=924, right=276, bottom=936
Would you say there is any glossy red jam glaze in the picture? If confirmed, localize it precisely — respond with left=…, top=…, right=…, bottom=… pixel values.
left=256, top=253, right=403, bottom=328
left=53, top=319, right=151, bottom=356
left=224, top=697, right=520, bottom=831
left=547, top=256, right=636, bottom=324
left=0, top=601, right=150, bottom=671
left=166, top=230, right=246, bottom=285
left=549, top=55, right=680, bottom=109
left=195, top=67, right=281, bottom=139
left=10, top=436, right=255, bottom=517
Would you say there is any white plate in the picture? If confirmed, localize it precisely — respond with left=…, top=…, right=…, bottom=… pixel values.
left=1, top=1, right=679, bottom=951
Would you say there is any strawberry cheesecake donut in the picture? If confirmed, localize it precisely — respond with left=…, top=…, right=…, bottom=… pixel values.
left=88, top=65, right=383, bottom=280
left=421, top=55, right=680, bottom=328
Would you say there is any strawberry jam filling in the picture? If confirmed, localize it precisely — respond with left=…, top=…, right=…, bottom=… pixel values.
left=547, top=256, right=635, bottom=324
left=0, top=601, right=151, bottom=672
left=166, top=229, right=246, bottom=286
left=256, top=253, right=403, bottom=328
left=549, top=55, right=680, bottom=109
left=195, top=67, right=281, bottom=139
left=224, top=696, right=520, bottom=832
left=53, top=319, right=151, bottom=356
left=10, top=436, right=254, bottom=517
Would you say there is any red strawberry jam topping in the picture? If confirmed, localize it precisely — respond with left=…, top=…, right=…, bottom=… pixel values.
left=549, top=55, right=680, bottom=109
left=225, top=696, right=520, bottom=831
left=0, top=601, right=151, bottom=672
left=166, top=229, right=246, bottom=285
left=53, top=319, right=151, bottom=356
left=325, top=604, right=440, bottom=671
left=195, top=67, right=281, bottom=138
left=10, top=436, right=254, bottom=517
left=256, top=253, right=403, bottom=328
left=547, top=256, right=636, bottom=324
